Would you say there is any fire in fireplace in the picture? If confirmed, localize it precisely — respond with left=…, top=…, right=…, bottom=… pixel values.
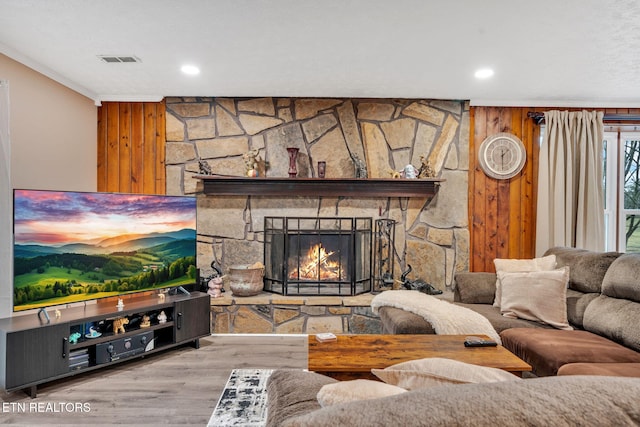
left=264, top=217, right=372, bottom=296
left=288, top=243, right=344, bottom=281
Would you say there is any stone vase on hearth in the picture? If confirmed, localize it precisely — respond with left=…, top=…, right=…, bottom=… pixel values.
left=228, top=264, right=265, bottom=297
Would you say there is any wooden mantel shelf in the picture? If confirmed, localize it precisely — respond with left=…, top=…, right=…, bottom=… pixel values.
left=195, top=175, right=444, bottom=197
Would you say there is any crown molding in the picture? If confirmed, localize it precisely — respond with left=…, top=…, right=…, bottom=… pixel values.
left=0, top=42, right=98, bottom=103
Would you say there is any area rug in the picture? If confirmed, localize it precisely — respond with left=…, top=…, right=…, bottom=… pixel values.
left=208, top=368, right=273, bottom=427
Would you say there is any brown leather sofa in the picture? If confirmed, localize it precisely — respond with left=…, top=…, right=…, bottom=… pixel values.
left=501, top=248, right=640, bottom=376
left=378, top=247, right=640, bottom=377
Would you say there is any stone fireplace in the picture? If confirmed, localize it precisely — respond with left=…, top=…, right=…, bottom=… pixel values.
left=164, top=97, right=469, bottom=333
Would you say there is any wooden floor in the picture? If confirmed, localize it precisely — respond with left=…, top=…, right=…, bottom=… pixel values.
left=0, top=334, right=308, bottom=426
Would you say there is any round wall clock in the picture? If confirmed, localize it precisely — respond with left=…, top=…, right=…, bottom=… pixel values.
left=477, top=132, right=527, bottom=180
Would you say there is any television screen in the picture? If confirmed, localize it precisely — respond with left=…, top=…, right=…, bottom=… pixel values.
left=13, top=189, right=197, bottom=312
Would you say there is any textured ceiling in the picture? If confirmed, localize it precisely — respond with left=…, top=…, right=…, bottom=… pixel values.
left=1, top=0, right=640, bottom=106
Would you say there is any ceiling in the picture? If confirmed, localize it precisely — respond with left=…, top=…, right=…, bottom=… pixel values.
left=2, top=0, right=640, bottom=107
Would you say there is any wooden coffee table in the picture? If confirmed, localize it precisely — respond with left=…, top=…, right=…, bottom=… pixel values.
left=308, top=334, right=531, bottom=380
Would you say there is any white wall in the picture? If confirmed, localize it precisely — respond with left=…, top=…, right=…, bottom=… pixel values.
left=0, top=79, right=10, bottom=320
left=0, top=54, right=97, bottom=318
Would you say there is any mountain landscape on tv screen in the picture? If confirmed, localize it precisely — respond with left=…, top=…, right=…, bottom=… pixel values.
left=13, top=190, right=197, bottom=311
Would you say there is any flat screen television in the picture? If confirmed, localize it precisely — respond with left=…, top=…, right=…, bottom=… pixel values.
left=12, top=189, right=197, bottom=312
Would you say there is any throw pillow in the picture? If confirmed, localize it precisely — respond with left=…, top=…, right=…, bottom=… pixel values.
left=499, top=266, right=572, bottom=330
left=316, top=379, right=406, bottom=407
left=493, top=254, right=557, bottom=307
left=371, top=357, right=521, bottom=391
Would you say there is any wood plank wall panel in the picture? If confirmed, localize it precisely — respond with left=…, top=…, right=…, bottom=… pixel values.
left=130, top=103, right=144, bottom=194
left=154, top=104, right=166, bottom=194
left=469, top=106, right=539, bottom=272
left=105, top=103, right=120, bottom=193
left=118, top=103, right=132, bottom=193
left=97, top=101, right=166, bottom=195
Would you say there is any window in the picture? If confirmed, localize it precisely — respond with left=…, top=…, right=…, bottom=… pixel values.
left=603, top=131, right=640, bottom=252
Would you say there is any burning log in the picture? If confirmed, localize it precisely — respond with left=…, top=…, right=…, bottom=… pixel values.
left=300, top=248, right=335, bottom=277
left=289, top=243, right=341, bottom=280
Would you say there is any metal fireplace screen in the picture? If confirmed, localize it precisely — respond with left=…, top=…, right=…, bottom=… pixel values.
left=264, top=217, right=372, bottom=296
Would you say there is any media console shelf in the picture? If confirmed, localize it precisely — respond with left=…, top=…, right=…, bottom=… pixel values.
left=0, top=291, right=210, bottom=397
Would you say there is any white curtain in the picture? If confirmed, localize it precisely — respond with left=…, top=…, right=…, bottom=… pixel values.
left=0, top=80, right=11, bottom=318
left=536, top=110, right=604, bottom=256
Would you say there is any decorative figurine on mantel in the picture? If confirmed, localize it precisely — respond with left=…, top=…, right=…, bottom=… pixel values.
left=243, top=149, right=262, bottom=177
left=199, top=159, right=213, bottom=175
left=418, top=156, right=436, bottom=178
left=352, top=154, right=368, bottom=178
left=387, top=168, right=401, bottom=179
left=402, top=164, right=418, bottom=179
left=286, top=147, right=299, bottom=178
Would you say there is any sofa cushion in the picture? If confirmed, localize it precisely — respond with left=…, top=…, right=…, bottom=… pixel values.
left=557, top=362, right=640, bottom=377
left=500, top=328, right=640, bottom=377
left=584, top=253, right=640, bottom=352
left=493, top=255, right=557, bottom=307
left=266, top=369, right=337, bottom=427
left=455, top=303, right=552, bottom=333
left=316, top=379, right=406, bottom=407
left=453, top=272, right=497, bottom=304
left=565, top=289, right=599, bottom=328
left=544, top=246, right=621, bottom=293
left=601, top=253, right=640, bottom=302
left=371, top=357, right=520, bottom=390
left=498, top=267, right=571, bottom=330
left=583, top=295, right=640, bottom=352
left=279, top=376, right=640, bottom=427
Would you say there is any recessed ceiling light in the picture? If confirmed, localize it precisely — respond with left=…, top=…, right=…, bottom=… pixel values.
left=475, top=68, right=494, bottom=79
left=181, top=65, right=200, bottom=75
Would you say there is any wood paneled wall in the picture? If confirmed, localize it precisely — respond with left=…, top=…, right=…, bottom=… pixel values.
left=97, top=101, right=166, bottom=194
left=469, top=107, right=540, bottom=272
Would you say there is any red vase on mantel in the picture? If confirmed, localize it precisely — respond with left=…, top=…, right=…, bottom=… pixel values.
left=287, top=147, right=299, bottom=178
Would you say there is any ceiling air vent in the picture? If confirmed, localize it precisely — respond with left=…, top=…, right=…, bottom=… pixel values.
left=98, top=55, right=141, bottom=63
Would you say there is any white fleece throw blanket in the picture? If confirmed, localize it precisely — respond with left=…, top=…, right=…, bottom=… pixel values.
left=372, top=290, right=502, bottom=344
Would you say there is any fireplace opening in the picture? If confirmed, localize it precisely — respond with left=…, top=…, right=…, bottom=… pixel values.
left=264, top=217, right=372, bottom=296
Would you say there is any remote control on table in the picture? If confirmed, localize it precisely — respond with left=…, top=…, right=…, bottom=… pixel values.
left=464, top=336, right=497, bottom=347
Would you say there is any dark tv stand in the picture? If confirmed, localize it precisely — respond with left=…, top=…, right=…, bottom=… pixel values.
left=0, top=291, right=210, bottom=398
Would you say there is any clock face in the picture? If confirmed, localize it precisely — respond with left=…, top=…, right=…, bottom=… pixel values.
left=478, top=133, right=526, bottom=180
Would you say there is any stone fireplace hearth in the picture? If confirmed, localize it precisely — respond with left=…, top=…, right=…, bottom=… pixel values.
left=164, top=97, right=469, bottom=333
